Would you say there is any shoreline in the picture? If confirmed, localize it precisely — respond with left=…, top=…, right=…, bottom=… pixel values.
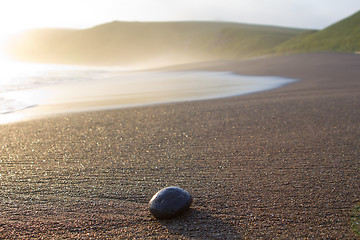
left=0, top=71, right=295, bottom=125
left=0, top=53, right=359, bottom=239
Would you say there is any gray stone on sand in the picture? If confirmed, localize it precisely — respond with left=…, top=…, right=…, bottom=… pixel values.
left=149, top=186, right=193, bottom=219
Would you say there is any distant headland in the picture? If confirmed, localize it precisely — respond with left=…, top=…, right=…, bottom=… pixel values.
left=5, top=10, right=360, bottom=67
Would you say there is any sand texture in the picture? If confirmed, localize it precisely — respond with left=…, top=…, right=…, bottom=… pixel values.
left=0, top=53, right=359, bottom=239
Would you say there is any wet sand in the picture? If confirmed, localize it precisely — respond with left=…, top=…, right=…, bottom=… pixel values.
left=0, top=71, right=294, bottom=124
left=0, top=53, right=359, bottom=239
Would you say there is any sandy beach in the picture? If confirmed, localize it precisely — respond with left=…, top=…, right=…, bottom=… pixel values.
left=0, top=53, right=359, bottom=239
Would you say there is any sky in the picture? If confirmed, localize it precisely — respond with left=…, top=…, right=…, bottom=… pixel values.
left=0, top=0, right=359, bottom=43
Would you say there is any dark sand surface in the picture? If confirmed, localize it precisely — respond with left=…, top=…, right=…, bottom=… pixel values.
left=0, top=53, right=359, bottom=239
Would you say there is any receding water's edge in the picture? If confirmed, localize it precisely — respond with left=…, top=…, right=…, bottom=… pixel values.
left=0, top=70, right=297, bottom=124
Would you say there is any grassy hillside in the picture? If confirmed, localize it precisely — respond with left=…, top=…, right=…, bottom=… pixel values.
left=6, top=21, right=304, bottom=66
left=6, top=10, right=360, bottom=67
left=273, top=10, right=360, bottom=54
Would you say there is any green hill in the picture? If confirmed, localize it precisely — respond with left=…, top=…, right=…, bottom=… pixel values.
left=6, top=21, right=304, bottom=66
left=6, top=10, right=360, bottom=67
left=273, top=10, right=360, bottom=54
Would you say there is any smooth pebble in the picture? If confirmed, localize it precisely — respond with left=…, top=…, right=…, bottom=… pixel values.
left=149, top=186, right=193, bottom=219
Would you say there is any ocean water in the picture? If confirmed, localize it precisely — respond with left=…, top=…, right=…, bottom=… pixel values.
left=0, top=61, right=114, bottom=114
left=0, top=60, right=296, bottom=117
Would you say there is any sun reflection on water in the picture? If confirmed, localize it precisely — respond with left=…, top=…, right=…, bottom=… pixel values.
left=0, top=53, right=297, bottom=125
left=0, top=54, right=55, bottom=122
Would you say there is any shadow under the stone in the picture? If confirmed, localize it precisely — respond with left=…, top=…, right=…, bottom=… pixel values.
left=158, top=208, right=244, bottom=239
